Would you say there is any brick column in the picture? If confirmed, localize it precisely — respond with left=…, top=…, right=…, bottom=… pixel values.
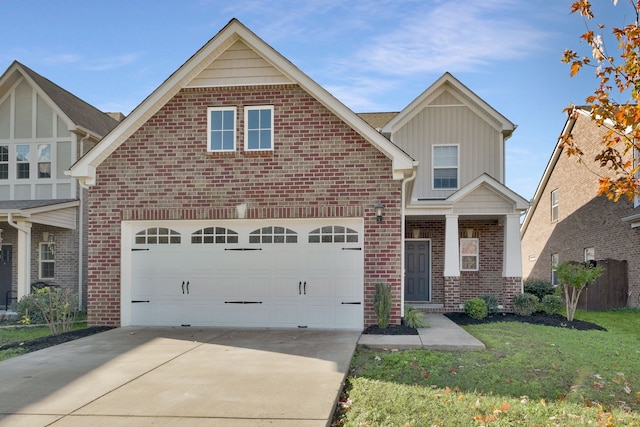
left=444, top=276, right=461, bottom=310
left=502, top=276, right=523, bottom=311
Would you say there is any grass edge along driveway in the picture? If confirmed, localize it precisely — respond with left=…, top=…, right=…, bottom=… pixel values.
left=336, top=309, right=640, bottom=427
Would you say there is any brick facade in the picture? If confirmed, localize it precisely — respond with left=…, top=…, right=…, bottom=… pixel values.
left=522, top=112, right=640, bottom=308
left=86, top=84, right=403, bottom=326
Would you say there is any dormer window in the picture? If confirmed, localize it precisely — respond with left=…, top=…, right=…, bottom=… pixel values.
left=433, top=145, right=458, bottom=189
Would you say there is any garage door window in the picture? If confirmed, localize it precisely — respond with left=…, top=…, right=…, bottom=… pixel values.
left=309, top=226, right=358, bottom=243
left=191, top=227, right=239, bottom=244
left=135, top=228, right=181, bottom=244
left=249, top=226, right=297, bottom=243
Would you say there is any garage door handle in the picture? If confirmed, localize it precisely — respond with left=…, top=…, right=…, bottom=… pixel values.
left=186, top=281, right=190, bottom=294
left=342, top=247, right=362, bottom=250
left=225, top=301, right=263, bottom=304
left=132, top=300, right=150, bottom=303
left=225, top=248, right=263, bottom=251
left=182, top=281, right=185, bottom=294
left=341, top=302, right=362, bottom=305
left=304, top=281, right=307, bottom=295
left=299, top=281, right=302, bottom=295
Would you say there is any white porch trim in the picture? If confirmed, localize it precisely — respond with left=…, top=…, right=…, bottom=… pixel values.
left=503, top=213, right=522, bottom=277
left=444, top=214, right=460, bottom=277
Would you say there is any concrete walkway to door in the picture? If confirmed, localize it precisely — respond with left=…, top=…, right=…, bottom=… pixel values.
left=0, top=327, right=360, bottom=427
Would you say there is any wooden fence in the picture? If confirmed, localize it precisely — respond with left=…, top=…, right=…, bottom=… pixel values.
left=577, top=258, right=628, bottom=310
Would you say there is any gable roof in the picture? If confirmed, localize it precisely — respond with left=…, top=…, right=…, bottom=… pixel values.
left=381, top=72, right=515, bottom=139
left=520, top=108, right=585, bottom=235
left=70, top=18, right=416, bottom=187
left=0, top=61, right=119, bottom=139
left=448, top=173, right=529, bottom=210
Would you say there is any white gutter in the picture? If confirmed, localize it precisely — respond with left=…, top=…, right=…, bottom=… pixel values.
left=77, top=133, right=91, bottom=310
left=400, top=165, right=418, bottom=319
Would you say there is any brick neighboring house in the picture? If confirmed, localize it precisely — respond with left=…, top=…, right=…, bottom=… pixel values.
left=521, top=107, right=640, bottom=308
left=69, top=19, right=528, bottom=328
left=0, top=61, right=119, bottom=310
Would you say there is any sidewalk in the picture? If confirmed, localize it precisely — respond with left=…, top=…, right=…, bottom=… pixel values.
left=357, top=313, right=485, bottom=351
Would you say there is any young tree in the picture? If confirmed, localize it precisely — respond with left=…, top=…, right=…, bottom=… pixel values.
left=555, top=261, right=604, bottom=321
left=561, top=0, right=640, bottom=201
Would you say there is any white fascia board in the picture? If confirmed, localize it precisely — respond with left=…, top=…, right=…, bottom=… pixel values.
left=70, top=19, right=415, bottom=184
left=382, top=72, right=515, bottom=138
left=448, top=174, right=529, bottom=211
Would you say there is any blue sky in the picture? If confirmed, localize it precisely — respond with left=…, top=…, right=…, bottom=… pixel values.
left=0, top=0, right=630, bottom=200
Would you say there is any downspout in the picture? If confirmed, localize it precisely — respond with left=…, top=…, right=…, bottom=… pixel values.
left=400, top=165, right=418, bottom=320
left=77, top=133, right=91, bottom=311
left=7, top=213, right=31, bottom=300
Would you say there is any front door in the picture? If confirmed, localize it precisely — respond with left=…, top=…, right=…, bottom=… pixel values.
left=0, top=246, right=12, bottom=309
left=405, top=241, right=430, bottom=301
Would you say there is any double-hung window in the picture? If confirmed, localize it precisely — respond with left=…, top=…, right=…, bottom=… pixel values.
left=40, top=242, right=55, bottom=279
left=551, top=189, right=559, bottom=222
left=460, top=238, right=479, bottom=271
left=245, top=106, right=273, bottom=151
left=433, top=145, right=458, bottom=189
left=207, top=107, right=236, bottom=152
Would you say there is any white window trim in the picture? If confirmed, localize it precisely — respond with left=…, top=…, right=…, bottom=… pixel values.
left=207, top=106, right=236, bottom=152
left=551, top=189, right=559, bottom=222
left=39, top=242, right=55, bottom=279
left=584, top=247, right=595, bottom=263
left=432, top=144, right=459, bottom=190
left=459, top=237, right=479, bottom=271
left=551, top=253, right=559, bottom=286
left=244, top=105, right=274, bottom=151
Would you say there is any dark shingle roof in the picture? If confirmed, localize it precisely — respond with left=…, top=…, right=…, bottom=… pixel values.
left=17, top=62, right=119, bottom=137
left=0, top=199, right=77, bottom=210
left=357, top=112, right=399, bottom=130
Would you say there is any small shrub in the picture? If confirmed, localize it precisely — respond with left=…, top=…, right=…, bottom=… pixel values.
left=480, top=294, right=498, bottom=315
left=540, top=294, right=564, bottom=315
left=464, top=298, right=488, bottom=319
left=403, top=305, right=427, bottom=328
left=524, top=280, right=556, bottom=300
left=513, top=292, right=539, bottom=316
left=16, top=294, right=47, bottom=325
left=18, top=287, right=78, bottom=335
left=374, top=283, right=391, bottom=329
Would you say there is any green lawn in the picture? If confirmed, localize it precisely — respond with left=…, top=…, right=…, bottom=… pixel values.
left=336, top=309, right=640, bottom=426
left=0, top=321, right=87, bottom=361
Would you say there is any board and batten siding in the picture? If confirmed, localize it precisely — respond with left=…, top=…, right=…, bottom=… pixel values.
left=453, top=185, right=514, bottom=214
left=186, top=40, right=294, bottom=88
left=393, top=91, right=503, bottom=200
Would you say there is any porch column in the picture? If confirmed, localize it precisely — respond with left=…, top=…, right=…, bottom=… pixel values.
left=15, top=220, right=32, bottom=300
left=444, top=214, right=460, bottom=276
left=444, top=214, right=460, bottom=310
left=502, top=213, right=522, bottom=277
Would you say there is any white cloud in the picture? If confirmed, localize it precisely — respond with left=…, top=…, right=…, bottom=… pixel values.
left=353, top=0, right=550, bottom=76
left=83, top=53, right=140, bottom=71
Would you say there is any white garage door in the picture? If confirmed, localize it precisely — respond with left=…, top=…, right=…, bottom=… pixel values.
left=122, top=219, right=363, bottom=329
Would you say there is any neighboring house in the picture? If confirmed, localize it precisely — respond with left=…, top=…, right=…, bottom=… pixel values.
left=0, top=61, right=119, bottom=310
left=521, top=107, right=639, bottom=308
left=69, top=19, right=528, bottom=328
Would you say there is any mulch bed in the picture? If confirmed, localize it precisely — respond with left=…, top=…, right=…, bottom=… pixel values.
left=444, top=312, right=606, bottom=331
left=363, top=312, right=606, bottom=335
left=362, top=324, right=419, bottom=335
left=0, top=326, right=114, bottom=353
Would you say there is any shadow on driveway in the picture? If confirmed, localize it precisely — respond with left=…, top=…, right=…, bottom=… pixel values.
left=0, top=327, right=360, bottom=426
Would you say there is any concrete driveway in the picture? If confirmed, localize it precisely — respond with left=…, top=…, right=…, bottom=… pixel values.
left=0, top=327, right=360, bottom=427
